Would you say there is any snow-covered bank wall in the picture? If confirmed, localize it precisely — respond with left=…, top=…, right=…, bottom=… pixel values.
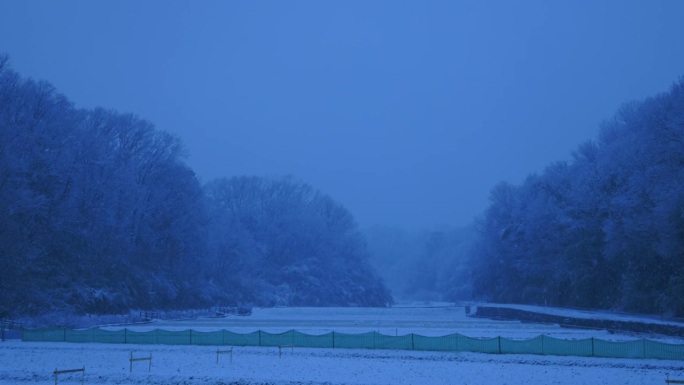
left=471, top=306, right=684, bottom=337
left=21, top=327, right=684, bottom=361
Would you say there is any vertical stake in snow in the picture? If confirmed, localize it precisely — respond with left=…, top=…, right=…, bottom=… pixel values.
left=497, top=336, right=501, bottom=354
left=53, top=367, right=85, bottom=385
left=129, top=351, right=152, bottom=373
left=216, top=348, right=233, bottom=364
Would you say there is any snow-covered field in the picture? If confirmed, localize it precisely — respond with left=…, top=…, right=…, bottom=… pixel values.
left=2, top=304, right=684, bottom=385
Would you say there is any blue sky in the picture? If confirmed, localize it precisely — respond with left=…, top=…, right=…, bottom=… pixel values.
left=2, top=1, right=684, bottom=228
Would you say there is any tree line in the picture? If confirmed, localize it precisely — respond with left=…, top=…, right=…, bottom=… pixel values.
left=3, top=51, right=681, bottom=318
left=469, top=78, right=684, bottom=316
left=365, top=79, right=684, bottom=318
left=0, top=55, right=391, bottom=317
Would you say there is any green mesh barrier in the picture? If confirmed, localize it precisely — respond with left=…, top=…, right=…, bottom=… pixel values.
left=260, top=331, right=296, bottom=347
left=93, top=329, right=126, bottom=344
left=458, top=335, right=500, bottom=354
left=333, top=332, right=376, bottom=349
left=644, top=340, right=684, bottom=360
left=190, top=330, right=223, bottom=346
left=501, top=335, right=542, bottom=355
left=157, top=330, right=191, bottom=345
left=22, top=328, right=64, bottom=342
left=65, top=328, right=95, bottom=343
left=375, top=334, right=413, bottom=350
left=223, top=331, right=260, bottom=346
left=20, top=328, right=40, bottom=342
left=20, top=327, right=684, bottom=360
left=594, top=338, right=645, bottom=359
left=544, top=336, right=593, bottom=357
left=125, top=330, right=157, bottom=344
left=413, top=333, right=459, bottom=351
left=294, top=331, right=333, bottom=348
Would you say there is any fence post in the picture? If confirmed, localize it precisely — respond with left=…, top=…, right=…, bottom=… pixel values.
left=411, top=333, right=415, bottom=350
left=124, top=329, right=127, bottom=344
left=591, top=337, right=594, bottom=357
left=258, top=330, right=262, bottom=347
left=332, top=331, right=335, bottom=349
left=54, top=367, right=85, bottom=385
left=216, top=348, right=233, bottom=364
left=498, top=336, right=501, bottom=354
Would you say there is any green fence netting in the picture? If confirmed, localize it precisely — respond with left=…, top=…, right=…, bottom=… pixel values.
left=21, top=327, right=684, bottom=361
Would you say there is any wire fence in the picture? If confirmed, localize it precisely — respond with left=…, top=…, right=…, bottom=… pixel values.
left=21, top=328, right=684, bottom=361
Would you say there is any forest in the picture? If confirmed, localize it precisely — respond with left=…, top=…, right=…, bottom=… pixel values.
left=469, top=78, right=684, bottom=316
left=2, top=51, right=683, bottom=318
left=0, top=55, right=391, bottom=317
left=367, top=79, right=684, bottom=318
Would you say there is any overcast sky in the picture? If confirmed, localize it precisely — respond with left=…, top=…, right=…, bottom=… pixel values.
left=2, top=1, right=684, bottom=229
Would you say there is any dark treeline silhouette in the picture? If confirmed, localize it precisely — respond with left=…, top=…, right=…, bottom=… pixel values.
left=0, top=55, right=390, bottom=317
left=470, top=79, right=684, bottom=316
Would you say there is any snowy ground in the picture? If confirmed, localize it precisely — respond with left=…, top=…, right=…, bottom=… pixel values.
left=2, top=304, right=684, bottom=384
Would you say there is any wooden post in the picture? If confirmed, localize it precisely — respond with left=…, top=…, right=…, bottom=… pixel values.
left=130, top=352, right=152, bottom=373
left=216, top=348, right=233, bottom=364
left=53, top=367, right=85, bottom=385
